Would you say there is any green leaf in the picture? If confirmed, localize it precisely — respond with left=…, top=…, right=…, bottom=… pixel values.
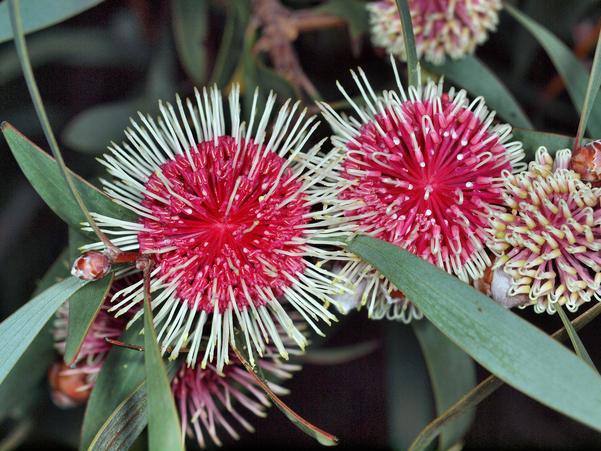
left=0, top=276, right=88, bottom=385
left=576, top=31, right=601, bottom=144
left=505, top=3, right=601, bottom=137
left=316, top=0, right=369, bottom=39
left=2, top=123, right=137, bottom=230
left=82, top=326, right=145, bottom=451
left=233, top=335, right=339, bottom=446
left=210, top=0, right=250, bottom=87
left=348, top=235, right=601, bottom=433
left=0, top=248, right=70, bottom=421
left=413, top=321, right=476, bottom=450
left=64, top=274, right=113, bottom=365
left=171, top=0, right=208, bottom=84
left=512, top=128, right=575, bottom=159
left=386, top=323, right=436, bottom=451
left=556, top=304, right=596, bottom=370
left=0, top=0, right=103, bottom=44
left=394, top=0, right=419, bottom=88
left=62, top=98, right=149, bottom=154
left=300, top=340, right=379, bottom=365
left=143, top=273, right=184, bottom=451
left=425, top=56, right=533, bottom=129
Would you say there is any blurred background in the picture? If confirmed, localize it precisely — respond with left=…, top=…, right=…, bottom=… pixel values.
left=1, top=0, right=601, bottom=449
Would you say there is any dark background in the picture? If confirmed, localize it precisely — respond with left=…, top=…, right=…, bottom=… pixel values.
left=1, top=0, right=601, bottom=449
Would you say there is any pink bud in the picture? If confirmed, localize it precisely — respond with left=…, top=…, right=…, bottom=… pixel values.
left=71, top=251, right=111, bottom=281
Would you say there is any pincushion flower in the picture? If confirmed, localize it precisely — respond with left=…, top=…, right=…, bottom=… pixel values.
left=173, top=348, right=301, bottom=448
left=81, top=85, right=348, bottom=371
left=488, top=147, right=601, bottom=313
left=319, top=63, right=525, bottom=322
left=367, top=0, right=502, bottom=64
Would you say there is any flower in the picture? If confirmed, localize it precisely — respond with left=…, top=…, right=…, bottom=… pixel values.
left=319, top=63, right=525, bottom=322
left=488, top=147, right=601, bottom=313
left=50, top=286, right=130, bottom=406
left=173, top=349, right=300, bottom=448
left=367, top=0, right=502, bottom=65
left=81, top=85, right=349, bottom=371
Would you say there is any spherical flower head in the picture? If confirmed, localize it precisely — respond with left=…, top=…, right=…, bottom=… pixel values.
left=489, top=147, right=601, bottom=314
left=172, top=349, right=300, bottom=448
left=319, top=64, right=525, bottom=322
left=367, top=0, right=502, bottom=65
left=82, top=85, right=348, bottom=371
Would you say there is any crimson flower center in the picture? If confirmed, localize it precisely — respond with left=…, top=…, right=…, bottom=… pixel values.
left=137, top=136, right=309, bottom=312
left=342, top=98, right=512, bottom=273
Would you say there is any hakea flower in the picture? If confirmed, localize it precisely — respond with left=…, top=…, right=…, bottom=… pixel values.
left=488, top=147, right=601, bottom=313
left=367, top=0, right=502, bottom=65
left=319, top=63, right=525, bottom=322
left=173, top=346, right=301, bottom=448
left=50, top=287, right=131, bottom=406
left=81, top=85, right=349, bottom=371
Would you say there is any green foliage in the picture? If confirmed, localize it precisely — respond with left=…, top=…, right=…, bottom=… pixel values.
left=64, top=274, right=113, bottom=365
left=0, top=0, right=103, bottom=44
left=81, top=326, right=146, bottom=450
left=0, top=249, right=70, bottom=421
left=2, top=123, right=136, bottom=230
left=506, top=4, right=601, bottom=137
left=413, top=321, right=476, bottom=450
left=171, top=0, right=208, bottom=85
left=143, top=277, right=185, bottom=451
left=348, top=235, right=601, bottom=433
left=0, top=276, right=88, bottom=385
left=426, top=56, right=533, bottom=129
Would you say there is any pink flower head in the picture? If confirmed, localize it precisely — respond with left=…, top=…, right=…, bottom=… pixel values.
left=367, top=0, right=502, bottom=64
left=319, top=63, right=525, bottom=322
left=172, top=350, right=300, bottom=448
left=82, top=85, right=349, bottom=371
left=489, top=147, right=601, bottom=313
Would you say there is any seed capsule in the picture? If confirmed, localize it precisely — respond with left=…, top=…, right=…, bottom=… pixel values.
left=71, top=251, right=111, bottom=280
left=569, top=140, right=601, bottom=184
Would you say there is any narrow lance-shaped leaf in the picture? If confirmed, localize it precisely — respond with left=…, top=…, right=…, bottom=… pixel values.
left=0, top=0, right=103, bottom=44
left=233, top=334, right=339, bottom=446
left=395, top=0, right=419, bottom=87
left=556, top=304, right=596, bottom=370
left=82, top=326, right=146, bottom=451
left=348, top=235, right=601, bottom=433
left=171, top=0, right=208, bottom=84
left=505, top=3, right=601, bottom=137
left=2, top=123, right=136, bottom=231
left=143, top=267, right=185, bottom=451
left=425, top=56, right=533, bottom=129
left=409, top=302, right=601, bottom=451
left=576, top=30, right=601, bottom=145
left=0, top=276, right=88, bottom=385
left=64, top=274, right=114, bottom=365
left=512, top=128, right=592, bottom=160
left=412, top=321, right=476, bottom=450
left=0, top=248, right=70, bottom=420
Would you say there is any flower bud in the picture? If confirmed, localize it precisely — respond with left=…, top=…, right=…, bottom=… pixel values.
left=569, top=140, right=601, bottom=183
left=48, top=362, right=91, bottom=407
left=71, top=251, right=111, bottom=280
